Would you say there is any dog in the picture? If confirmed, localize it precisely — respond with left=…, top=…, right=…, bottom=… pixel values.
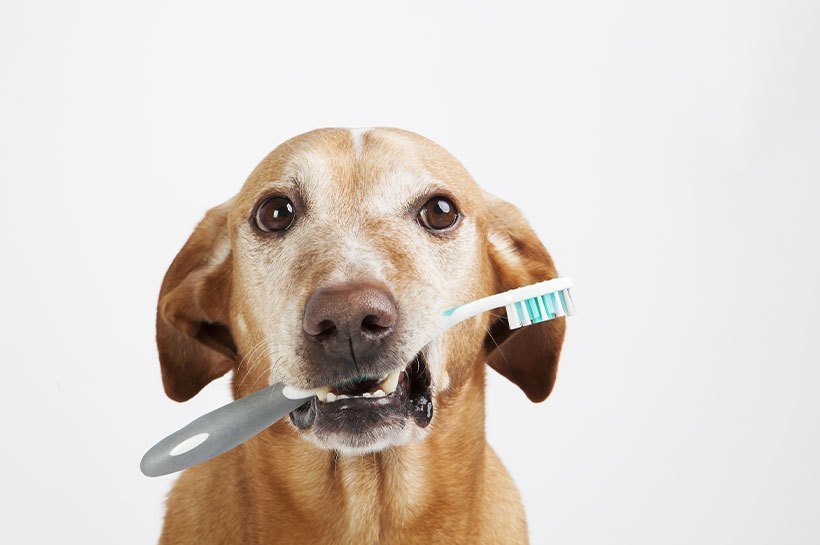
left=154, top=128, right=565, bottom=544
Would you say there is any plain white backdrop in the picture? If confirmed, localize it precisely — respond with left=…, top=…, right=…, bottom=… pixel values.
left=1, top=1, right=818, bottom=543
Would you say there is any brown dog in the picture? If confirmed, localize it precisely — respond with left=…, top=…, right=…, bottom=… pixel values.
left=155, top=128, right=565, bottom=544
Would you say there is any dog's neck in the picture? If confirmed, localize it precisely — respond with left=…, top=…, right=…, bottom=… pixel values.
left=238, top=366, right=488, bottom=544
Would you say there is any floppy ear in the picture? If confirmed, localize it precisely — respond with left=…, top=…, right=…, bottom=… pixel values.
left=156, top=204, right=237, bottom=402
left=483, top=193, right=566, bottom=403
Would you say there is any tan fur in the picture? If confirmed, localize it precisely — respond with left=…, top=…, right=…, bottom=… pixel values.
left=155, top=128, right=565, bottom=544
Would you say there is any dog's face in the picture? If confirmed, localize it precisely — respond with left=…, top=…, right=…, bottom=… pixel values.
left=156, top=128, right=565, bottom=454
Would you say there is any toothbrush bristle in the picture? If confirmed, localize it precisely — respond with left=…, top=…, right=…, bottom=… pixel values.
left=564, top=288, right=577, bottom=315
left=552, top=291, right=566, bottom=317
left=505, top=287, right=576, bottom=330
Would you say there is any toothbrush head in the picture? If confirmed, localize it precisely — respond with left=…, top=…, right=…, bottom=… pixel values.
left=441, top=276, right=576, bottom=331
left=503, top=280, right=576, bottom=329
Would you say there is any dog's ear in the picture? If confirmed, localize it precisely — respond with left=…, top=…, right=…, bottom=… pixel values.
left=483, top=193, right=566, bottom=402
left=156, top=204, right=237, bottom=402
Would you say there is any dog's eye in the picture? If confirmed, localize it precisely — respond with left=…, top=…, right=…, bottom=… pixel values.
left=418, top=196, right=458, bottom=231
left=255, top=196, right=295, bottom=232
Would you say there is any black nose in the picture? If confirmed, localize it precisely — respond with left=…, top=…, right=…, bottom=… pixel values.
left=303, top=282, right=398, bottom=364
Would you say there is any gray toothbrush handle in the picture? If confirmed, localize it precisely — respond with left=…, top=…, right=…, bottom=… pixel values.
left=140, top=383, right=310, bottom=477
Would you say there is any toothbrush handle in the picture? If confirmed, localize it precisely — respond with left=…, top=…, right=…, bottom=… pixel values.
left=140, top=383, right=310, bottom=477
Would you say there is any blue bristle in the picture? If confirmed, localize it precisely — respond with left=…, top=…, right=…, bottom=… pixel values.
left=526, top=298, right=543, bottom=323
left=543, top=293, right=556, bottom=317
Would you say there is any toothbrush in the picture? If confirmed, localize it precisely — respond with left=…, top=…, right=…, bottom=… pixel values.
left=140, top=276, right=575, bottom=477
left=440, top=276, right=575, bottom=330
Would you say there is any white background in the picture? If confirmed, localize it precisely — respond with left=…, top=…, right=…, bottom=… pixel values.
left=1, top=1, right=818, bottom=543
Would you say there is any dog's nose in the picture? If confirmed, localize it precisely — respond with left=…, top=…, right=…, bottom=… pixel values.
left=303, top=282, right=398, bottom=362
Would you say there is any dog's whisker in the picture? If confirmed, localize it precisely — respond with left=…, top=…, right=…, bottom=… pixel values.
left=246, top=351, right=282, bottom=391
left=237, top=340, right=265, bottom=390
left=483, top=324, right=512, bottom=372
left=241, top=338, right=270, bottom=367
left=235, top=339, right=271, bottom=382
left=243, top=352, right=271, bottom=390
left=236, top=339, right=267, bottom=374
left=237, top=342, right=277, bottom=391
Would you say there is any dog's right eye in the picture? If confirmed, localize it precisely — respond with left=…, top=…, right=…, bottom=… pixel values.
left=255, top=196, right=296, bottom=232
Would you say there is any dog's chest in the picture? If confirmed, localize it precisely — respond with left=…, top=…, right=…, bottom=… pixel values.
left=325, top=451, right=428, bottom=544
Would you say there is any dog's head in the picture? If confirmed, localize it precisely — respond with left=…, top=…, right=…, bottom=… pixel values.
left=156, top=128, right=565, bottom=454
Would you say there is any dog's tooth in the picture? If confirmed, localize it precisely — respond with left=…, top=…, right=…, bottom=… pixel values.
left=379, top=370, right=401, bottom=395
left=362, top=392, right=372, bottom=398
left=337, top=394, right=349, bottom=400
left=282, top=385, right=328, bottom=400
left=373, top=389, right=385, bottom=398
left=325, top=392, right=337, bottom=403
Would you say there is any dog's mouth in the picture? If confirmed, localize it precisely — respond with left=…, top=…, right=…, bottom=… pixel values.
left=288, top=351, right=434, bottom=443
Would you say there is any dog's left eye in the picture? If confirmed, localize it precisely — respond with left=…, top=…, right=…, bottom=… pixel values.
left=255, top=196, right=296, bottom=232
left=418, top=196, right=459, bottom=231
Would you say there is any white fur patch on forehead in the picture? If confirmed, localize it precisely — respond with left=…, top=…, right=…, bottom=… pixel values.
left=280, top=129, right=446, bottom=216
left=348, top=127, right=372, bottom=159
left=371, top=168, right=446, bottom=212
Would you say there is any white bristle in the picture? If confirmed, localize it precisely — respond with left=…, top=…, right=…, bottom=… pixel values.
left=552, top=292, right=565, bottom=317
left=536, top=295, right=548, bottom=320
left=506, top=303, right=522, bottom=329
left=519, top=302, right=532, bottom=326
left=564, top=289, right=577, bottom=316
